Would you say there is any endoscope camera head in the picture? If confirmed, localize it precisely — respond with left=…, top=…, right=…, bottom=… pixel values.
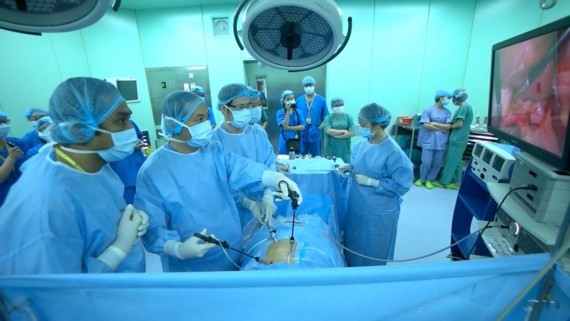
left=290, top=191, right=300, bottom=210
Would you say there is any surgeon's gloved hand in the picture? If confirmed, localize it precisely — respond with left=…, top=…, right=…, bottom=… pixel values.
left=164, top=228, right=216, bottom=260
left=97, top=204, right=143, bottom=270
left=275, top=159, right=291, bottom=173
left=114, top=204, right=143, bottom=252
left=262, top=171, right=303, bottom=205
left=133, top=208, right=149, bottom=237
left=242, top=197, right=265, bottom=224
left=260, top=194, right=277, bottom=225
left=355, top=174, right=380, bottom=187
left=337, top=164, right=352, bottom=175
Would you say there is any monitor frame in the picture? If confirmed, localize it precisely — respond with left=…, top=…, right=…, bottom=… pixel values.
left=105, top=77, right=140, bottom=103
left=487, top=16, right=570, bottom=171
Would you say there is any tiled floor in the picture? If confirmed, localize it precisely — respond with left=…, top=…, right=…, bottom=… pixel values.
left=393, top=185, right=459, bottom=264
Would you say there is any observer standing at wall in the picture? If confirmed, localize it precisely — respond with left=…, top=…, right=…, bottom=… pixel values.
left=296, top=76, right=328, bottom=156
left=322, top=97, right=354, bottom=162
left=432, top=89, right=474, bottom=189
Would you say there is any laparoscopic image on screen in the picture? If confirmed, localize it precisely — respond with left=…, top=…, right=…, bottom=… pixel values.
left=490, top=26, right=570, bottom=157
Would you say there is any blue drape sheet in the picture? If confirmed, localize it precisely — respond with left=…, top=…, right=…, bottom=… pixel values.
left=1, top=253, right=566, bottom=321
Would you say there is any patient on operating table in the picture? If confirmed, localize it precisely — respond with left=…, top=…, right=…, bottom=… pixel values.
left=265, top=239, right=298, bottom=264
left=241, top=214, right=345, bottom=270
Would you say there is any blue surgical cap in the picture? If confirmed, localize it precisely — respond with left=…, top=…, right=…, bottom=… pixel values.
left=453, top=88, right=468, bottom=102
left=281, top=90, right=294, bottom=101
left=359, top=103, right=392, bottom=128
left=330, top=98, right=344, bottom=107
left=434, top=89, right=452, bottom=101
left=249, top=89, right=262, bottom=99
left=161, top=90, right=204, bottom=136
left=302, top=76, right=316, bottom=86
left=25, top=107, right=49, bottom=121
left=49, top=77, right=124, bottom=144
left=37, top=116, right=54, bottom=131
left=217, top=83, right=250, bottom=110
left=0, top=112, right=7, bottom=120
left=190, top=86, right=206, bottom=96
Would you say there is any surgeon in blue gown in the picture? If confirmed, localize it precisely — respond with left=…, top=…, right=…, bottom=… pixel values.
left=211, top=84, right=277, bottom=228
left=190, top=85, right=217, bottom=129
left=339, top=103, right=413, bottom=267
left=134, top=90, right=303, bottom=272
left=0, top=77, right=149, bottom=274
left=21, top=107, right=49, bottom=150
left=24, top=115, right=55, bottom=158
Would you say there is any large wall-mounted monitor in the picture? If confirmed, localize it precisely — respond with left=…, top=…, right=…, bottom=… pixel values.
left=487, top=16, right=570, bottom=171
left=105, top=78, right=140, bottom=103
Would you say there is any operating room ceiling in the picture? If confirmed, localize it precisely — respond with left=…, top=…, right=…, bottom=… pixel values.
left=120, top=0, right=240, bottom=10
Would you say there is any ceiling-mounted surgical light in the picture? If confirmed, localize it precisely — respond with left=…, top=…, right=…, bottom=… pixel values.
left=0, top=0, right=119, bottom=35
left=233, top=0, right=352, bottom=72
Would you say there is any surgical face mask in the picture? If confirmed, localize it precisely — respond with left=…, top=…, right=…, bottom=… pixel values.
left=333, top=106, right=344, bottom=114
left=31, top=121, right=38, bottom=129
left=227, top=107, right=251, bottom=129
left=250, top=106, right=262, bottom=123
left=96, top=127, right=138, bottom=162
left=186, top=121, right=213, bottom=148
left=304, top=86, right=315, bottom=95
left=0, top=124, right=10, bottom=138
left=38, top=129, right=53, bottom=142
left=441, top=98, right=450, bottom=106
left=359, top=127, right=373, bottom=138
left=162, top=116, right=212, bottom=148
left=285, top=100, right=296, bottom=106
left=60, top=127, right=138, bottom=163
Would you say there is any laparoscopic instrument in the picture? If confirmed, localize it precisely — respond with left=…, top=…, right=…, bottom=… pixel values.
left=193, top=232, right=267, bottom=265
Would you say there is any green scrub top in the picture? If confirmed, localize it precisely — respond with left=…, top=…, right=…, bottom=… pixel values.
left=322, top=113, right=354, bottom=163
left=449, top=103, right=474, bottom=145
left=260, top=108, right=268, bottom=125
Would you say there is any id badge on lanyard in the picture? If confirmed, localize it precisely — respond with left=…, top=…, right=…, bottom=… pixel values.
left=306, top=98, right=314, bottom=125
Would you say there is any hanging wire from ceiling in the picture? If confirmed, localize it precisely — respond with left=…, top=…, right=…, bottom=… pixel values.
left=539, top=0, right=556, bottom=9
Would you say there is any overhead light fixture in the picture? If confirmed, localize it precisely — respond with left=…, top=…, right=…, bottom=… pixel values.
left=233, top=0, right=352, bottom=72
left=0, top=0, right=121, bottom=35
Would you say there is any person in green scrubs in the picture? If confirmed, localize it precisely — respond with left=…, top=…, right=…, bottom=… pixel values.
left=431, top=89, right=474, bottom=189
left=322, top=97, right=355, bottom=162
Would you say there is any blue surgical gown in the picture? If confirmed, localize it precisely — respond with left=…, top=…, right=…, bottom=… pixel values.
left=0, top=145, right=145, bottom=274
left=276, top=108, right=306, bottom=155
left=24, top=139, right=49, bottom=158
left=208, top=107, right=217, bottom=126
left=21, top=129, right=42, bottom=150
left=0, top=137, right=28, bottom=207
left=211, top=123, right=276, bottom=170
left=296, top=94, right=328, bottom=143
left=212, top=123, right=277, bottom=228
left=344, top=137, right=413, bottom=267
left=296, top=94, right=328, bottom=155
left=134, top=141, right=268, bottom=272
